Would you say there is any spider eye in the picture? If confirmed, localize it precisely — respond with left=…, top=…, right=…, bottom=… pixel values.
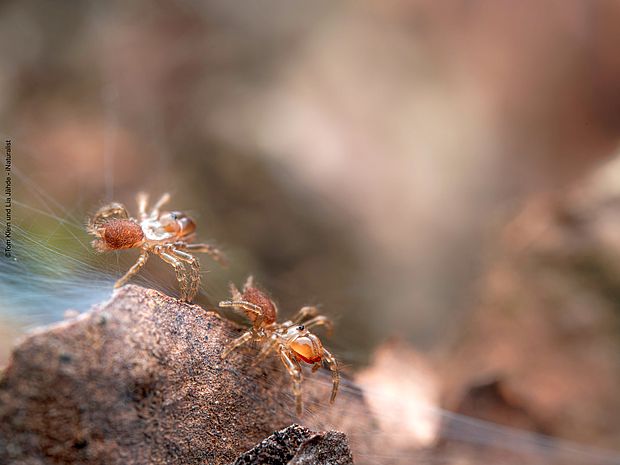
left=297, top=325, right=304, bottom=331
left=170, top=213, right=178, bottom=220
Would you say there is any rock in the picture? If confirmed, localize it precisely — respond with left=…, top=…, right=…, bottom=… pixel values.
left=0, top=285, right=373, bottom=464
left=230, top=424, right=353, bottom=465
left=289, top=430, right=353, bottom=465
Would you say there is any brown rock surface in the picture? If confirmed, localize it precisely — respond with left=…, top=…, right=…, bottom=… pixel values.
left=288, top=429, right=353, bottom=465
left=230, top=424, right=353, bottom=465
left=0, top=285, right=373, bottom=464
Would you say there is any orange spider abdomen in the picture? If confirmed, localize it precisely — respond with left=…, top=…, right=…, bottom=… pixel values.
left=177, top=214, right=196, bottom=237
left=291, top=336, right=323, bottom=364
left=161, top=212, right=196, bottom=238
left=97, top=219, right=144, bottom=251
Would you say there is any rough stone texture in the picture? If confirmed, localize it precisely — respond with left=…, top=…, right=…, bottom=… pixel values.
left=231, top=424, right=314, bottom=465
left=0, top=285, right=373, bottom=465
left=289, top=430, right=353, bottom=465
left=231, top=424, right=353, bottom=465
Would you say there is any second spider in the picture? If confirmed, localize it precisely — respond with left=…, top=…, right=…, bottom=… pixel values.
left=87, top=193, right=226, bottom=302
left=219, top=276, right=340, bottom=415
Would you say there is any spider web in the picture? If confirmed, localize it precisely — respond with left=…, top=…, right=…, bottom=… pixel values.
left=0, top=3, right=619, bottom=464
left=1, top=142, right=619, bottom=465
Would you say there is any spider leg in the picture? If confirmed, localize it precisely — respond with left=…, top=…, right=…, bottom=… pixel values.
left=169, top=248, right=200, bottom=302
left=175, top=243, right=228, bottom=266
left=158, top=249, right=189, bottom=301
left=114, top=249, right=149, bottom=288
left=89, top=203, right=129, bottom=231
left=218, top=300, right=262, bottom=314
left=279, top=347, right=304, bottom=416
left=137, top=192, right=149, bottom=220
left=322, top=347, right=340, bottom=404
left=95, top=203, right=129, bottom=220
left=150, top=193, right=170, bottom=218
left=299, top=316, right=333, bottom=337
left=251, top=333, right=279, bottom=366
left=229, top=282, right=242, bottom=300
left=292, top=306, right=320, bottom=323
left=243, top=275, right=255, bottom=291
left=219, top=300, right=264, bottom=328
left=221, top=331, right=253, bottom=359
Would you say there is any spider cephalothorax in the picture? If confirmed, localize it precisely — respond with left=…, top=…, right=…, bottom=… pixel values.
left=219, top=276, right=339, bottom=415
left=87, top=193, right=226, bottom=302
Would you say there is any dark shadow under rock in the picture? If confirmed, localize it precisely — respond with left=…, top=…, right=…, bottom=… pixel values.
left=231, top=424, right=353, bottom=465
left=0, top=285, right=374, bottom=465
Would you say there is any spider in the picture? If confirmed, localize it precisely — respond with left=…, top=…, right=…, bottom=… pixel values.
left=219, top=276, right=339, bottom=415
left=87, top=192, right=226, bottom=302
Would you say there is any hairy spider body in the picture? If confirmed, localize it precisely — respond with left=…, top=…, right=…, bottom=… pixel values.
left=219, top=276, right=339, bottom=415
left=92, top=219, right=145, bottom=251
left=87, top=193, right=225, bottom=302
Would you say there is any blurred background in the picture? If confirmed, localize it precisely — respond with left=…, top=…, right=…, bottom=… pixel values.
left=1, top=0, right=620, bottom=462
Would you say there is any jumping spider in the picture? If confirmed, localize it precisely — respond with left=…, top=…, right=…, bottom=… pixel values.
left=87, top=193, right=226, bottom=302
left=219, top=276, right=339, bottom=415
